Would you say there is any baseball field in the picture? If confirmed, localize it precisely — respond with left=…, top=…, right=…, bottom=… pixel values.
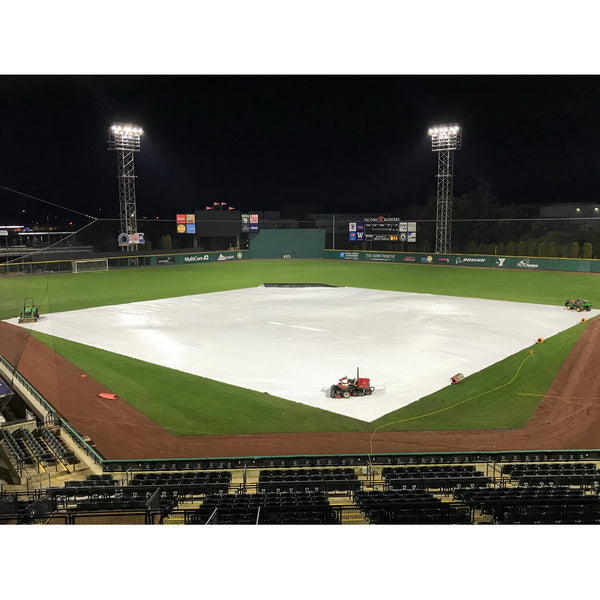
left=1, top=259, right=598, bottom=448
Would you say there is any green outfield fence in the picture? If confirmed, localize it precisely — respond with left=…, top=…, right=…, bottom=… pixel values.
left=324, top=249, right=600, bottom=273
left=3, top=248, right=599, bottom=276
left=0, top=249, right=250, bottom=275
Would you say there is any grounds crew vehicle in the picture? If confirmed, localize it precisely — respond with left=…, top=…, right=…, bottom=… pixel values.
left=564, top=298, right=592, bottom=312
left=330, top=368, right=375, bottom=399
left=18, top=298, right=39, bottom=323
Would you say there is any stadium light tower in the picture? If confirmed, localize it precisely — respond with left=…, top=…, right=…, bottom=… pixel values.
left=108, top=123, right=143, bottom=252
left=428, top=123, right=462, bottom=254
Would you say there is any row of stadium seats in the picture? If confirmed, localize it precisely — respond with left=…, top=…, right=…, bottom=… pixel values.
left=257, top=468, right=360, bottom=492
left=382, top=465, right=477, bottom=476
left=190, top=491, right=339, bottom=525
left=130, top=471, right=230, bottom=484
left=73, top=491, right=178, bottom=513
left=502, top=462, right=598, bottom=474
left=500, top=505, right=600, bottom=524
left=65, top=475, right=118, bottom=488
left=353, top=490, right=471, bottom=524
left=453, top=486, right=600, bottom=522
left=454, top=486, right=588, bottom=506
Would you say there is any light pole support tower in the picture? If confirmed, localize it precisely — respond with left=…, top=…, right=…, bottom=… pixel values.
left=108, top=123, right=143, bottom=252
left=428, top=124, right=461, bottom=254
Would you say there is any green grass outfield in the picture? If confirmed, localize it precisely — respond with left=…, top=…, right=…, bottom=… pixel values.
left=2, top=259, right=597, bottom=434
left=1, top=259, right=599, bottom=320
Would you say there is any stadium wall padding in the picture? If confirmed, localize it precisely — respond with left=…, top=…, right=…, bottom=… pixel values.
left=323, top=249, right=600, bottom=274
left=250, top=229, right=326, bottom=259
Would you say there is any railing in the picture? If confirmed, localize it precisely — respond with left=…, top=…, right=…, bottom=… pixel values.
left=0, top=356, right=57, bottom=425
left=58, top=418, right=103, bottom=466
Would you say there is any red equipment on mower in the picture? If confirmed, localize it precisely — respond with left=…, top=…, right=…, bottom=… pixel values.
left=329, top=368, right=374, bottom=399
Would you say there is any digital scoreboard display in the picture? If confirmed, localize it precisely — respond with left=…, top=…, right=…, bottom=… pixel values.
left=349, top=218, right=416, bottom=242
left=364, top=222, right=400, bottom=241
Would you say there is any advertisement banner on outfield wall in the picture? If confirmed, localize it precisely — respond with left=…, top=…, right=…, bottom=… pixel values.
left=150, top=251, right=248, bottom=266
left=323, top=250, right=600, bottom=274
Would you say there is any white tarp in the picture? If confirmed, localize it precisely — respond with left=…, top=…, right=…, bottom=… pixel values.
left=6, top=287, right=595, bottom=422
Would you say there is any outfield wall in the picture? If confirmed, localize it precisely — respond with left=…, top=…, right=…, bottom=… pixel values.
left=1, top=249, right=249, bottom=275
left=4, top=245, right=599, bottom=277
left=324, top=250, right=600, bottom=273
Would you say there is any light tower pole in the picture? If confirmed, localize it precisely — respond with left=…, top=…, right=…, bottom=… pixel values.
left=428, top=124, right=462, bottom=254
left=108, top=123, right=143, bottom=252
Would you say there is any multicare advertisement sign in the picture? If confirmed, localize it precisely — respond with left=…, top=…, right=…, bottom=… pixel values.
left=150, top=251, right=248, bottom=266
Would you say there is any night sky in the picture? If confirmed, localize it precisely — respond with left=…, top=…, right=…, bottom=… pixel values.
left=1, top=75, right=599, bottom=224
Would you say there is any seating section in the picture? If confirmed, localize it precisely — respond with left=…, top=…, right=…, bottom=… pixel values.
left=37, top=428, right=79, bottom=465
left=0, top=427, right=80, bottom=468
left=502, top=463, right=600, bottom=486
left=190, top=491, right=339, bottom=525
left=0, top=495, right=56, bottom=524
left=48, top=475, right=178, bottom=513
left=454, top=486, right=600, bottom=523
left=382, top=465, right=492, bottom=489
left=47, top=474, right=119, bottom=500
left=354, top=490, right=471, bottom=524
left=17, top=428, right=54, bottom=464
left=1, top=429, right=28, bottom=465
left=129, top=471, right=231, bottom=495
left=74, top=490, right=178, bottom=513
left=257, top=468, right=360, bottom=493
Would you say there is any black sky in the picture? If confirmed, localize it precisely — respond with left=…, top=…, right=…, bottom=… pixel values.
left=1, top=75, right=599, bottom=223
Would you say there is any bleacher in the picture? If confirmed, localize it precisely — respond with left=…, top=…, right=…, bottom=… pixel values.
left=129, top=471, right=231, bottom=495
left=17, top=428, right=54, bottom=464
left=257, top=468, right=360, bottom=493
left=454, top=486, right=600, bottom=523
left=0, top=426, right=80, bottom=470
left=502, top=463, right=600, bottom=486
left=1, top=428, right=28, bottom=465
left=37, top=428, right=79, bottom=465
left=48, top=474, right=178, bottom=514
left=0, top=494, right=56, bottom=524
left=190, top=491, right=339, bottom=524
left=382, top=465, right=492, bottom=489
left=354, top=489, right=472, bottom=524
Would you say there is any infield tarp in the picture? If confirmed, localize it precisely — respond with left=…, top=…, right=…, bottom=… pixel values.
left=8, top=287, right=596, bottom=422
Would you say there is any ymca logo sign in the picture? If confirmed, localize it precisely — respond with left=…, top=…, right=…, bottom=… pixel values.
left=496, top=257, right=506, bottom=267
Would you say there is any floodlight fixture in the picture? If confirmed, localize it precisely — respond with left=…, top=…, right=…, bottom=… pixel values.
left=428, top=123, right=462, bottom=152
left=428, top=122, right=462, bottom=253
left=108, top=122, right=144, bottom=252
left=108, top=122, right=143, bottom=152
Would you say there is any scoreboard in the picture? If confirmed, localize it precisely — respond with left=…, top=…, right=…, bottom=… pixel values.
left=365, top=222, right=401, bottom=241
left=348, top=218, right=416, bottom=242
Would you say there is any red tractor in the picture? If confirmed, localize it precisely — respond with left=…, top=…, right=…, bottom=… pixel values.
left=329, top=368, right=374, bottom=399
